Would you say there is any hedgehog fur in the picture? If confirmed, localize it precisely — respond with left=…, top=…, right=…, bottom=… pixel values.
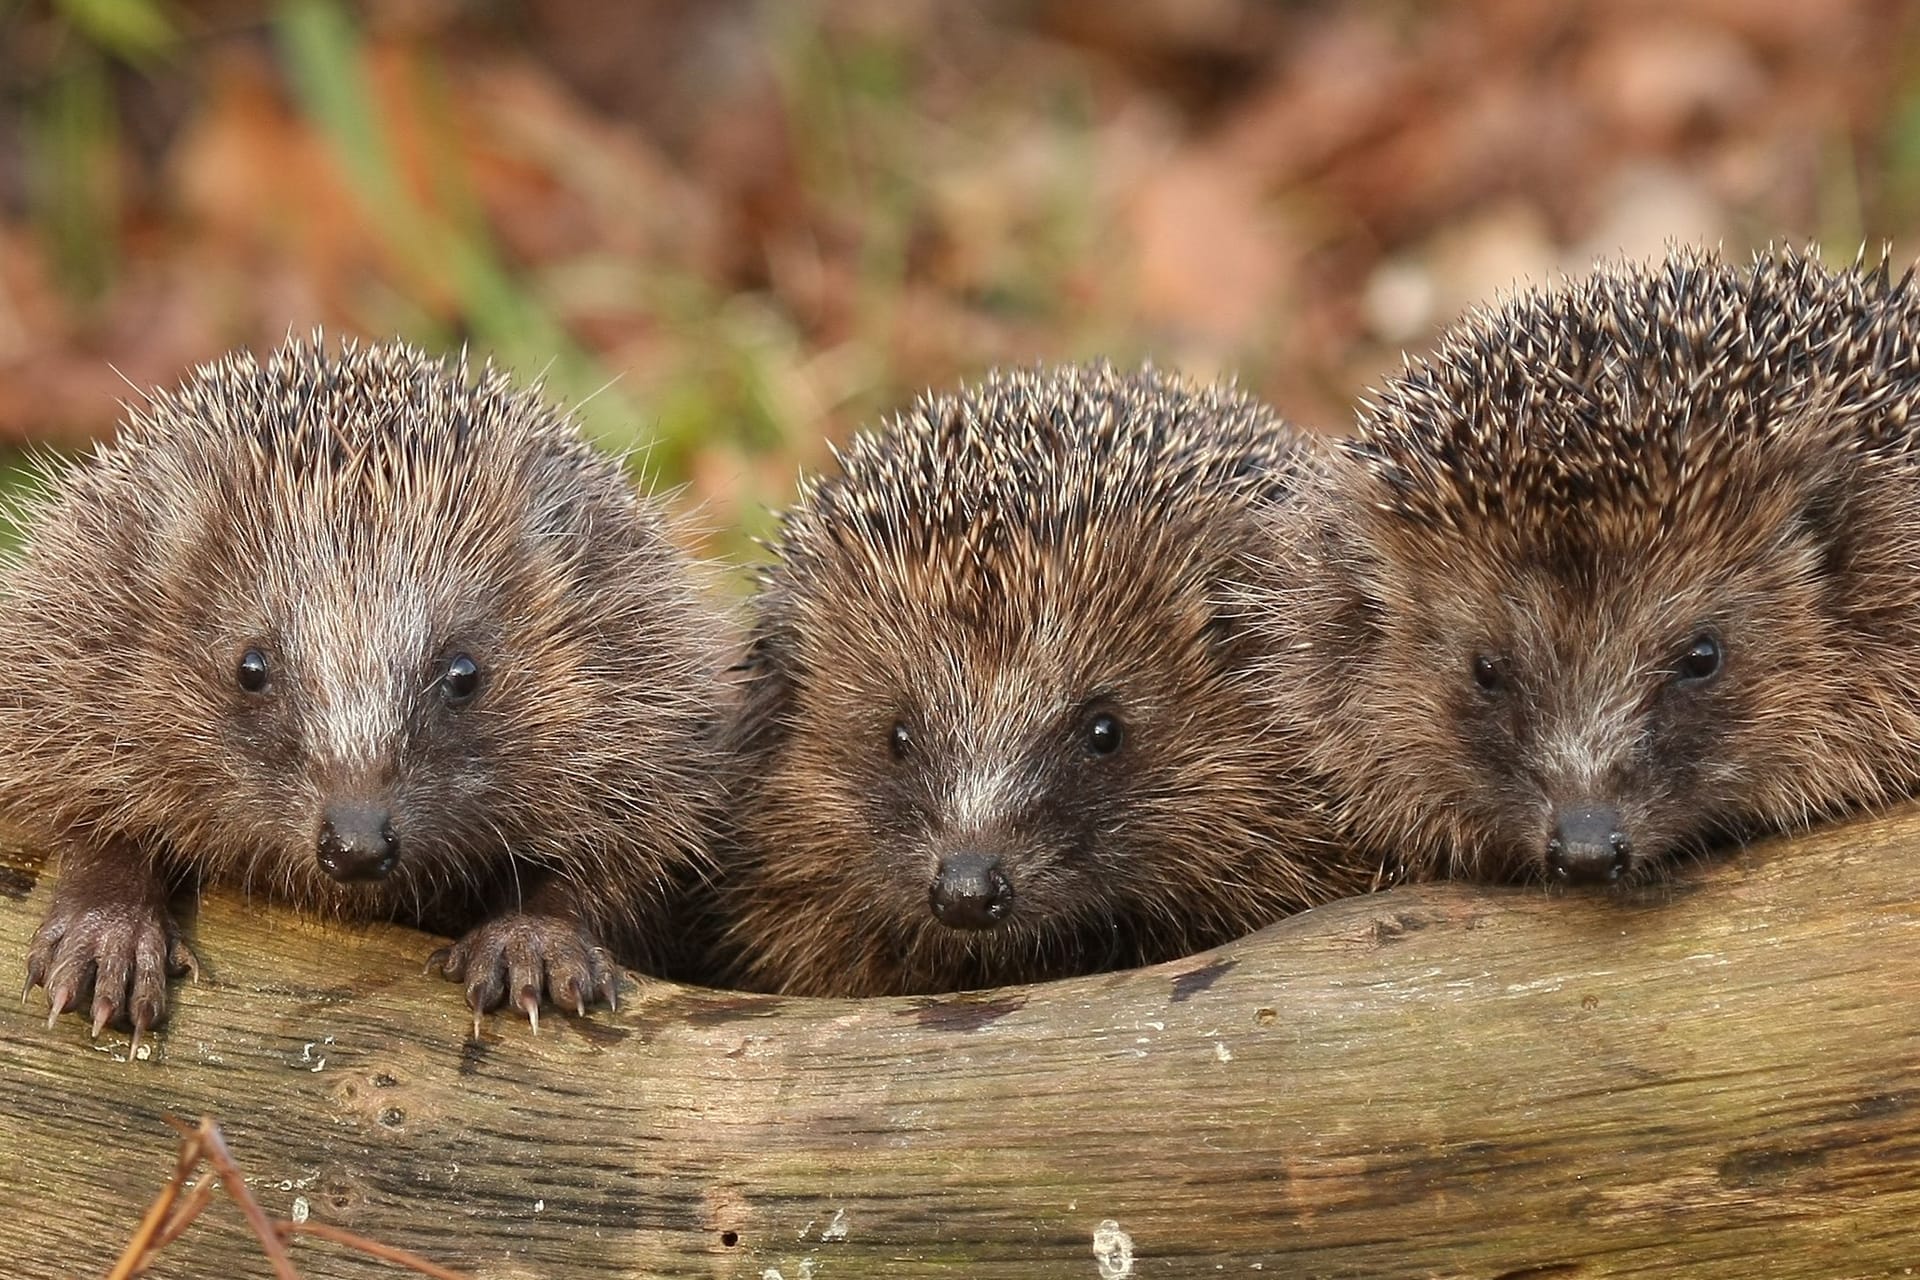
left=5, top=335, right=725, bottom=1041
left=714, top=361, right=1378, bottom=997
left=1259, top=244, right=1920, bottom=886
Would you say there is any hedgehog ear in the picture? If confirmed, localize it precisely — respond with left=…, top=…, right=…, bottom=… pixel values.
left=1209, top=487, right=1390, bottom=664
left=736, top=623, right=790, bottom=680
left=1793, top=471, right=1847, bottom=548
left=725, top=618, right=802, bottom=754
left=1791, top=462, right=1871, bottom=596
left=1201, top=559, right=1257, bottom=654
left=1308, top=503, right=1393, bottom=658
left=1201, top=499, right=1303, bottom=655
left=522, top=454, right=590, bottom=540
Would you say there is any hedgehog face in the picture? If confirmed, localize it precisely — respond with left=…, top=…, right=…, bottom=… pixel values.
left=800, top=575, right=1257, bottom=917
left=745, top=521, right=1311, bottom=985
left=130, top=512, right=528, bottom=909
left=1259, top=246, right=1920, bottom=888
left=859, top=655, right=1153, bottom=934
left=1303, top=456, right=1882, bottom=886
left=0, top=337, right=717, bottom=981
left=726, top=362, right=1376, bottom=993
left=104, top=454, right=699, bottom=922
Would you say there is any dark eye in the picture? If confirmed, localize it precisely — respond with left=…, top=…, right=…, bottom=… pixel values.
left=237, top=649, right=270, bottom=693
left=889, top=722, right=912, bottom=760
left=1472, top=655, right=1503, bottom=694
left=442, top=654, right=482, bottom=704
left=1672, top=634, right=1723, bottom=685
left=1086, top=713, right=1125, bottom=757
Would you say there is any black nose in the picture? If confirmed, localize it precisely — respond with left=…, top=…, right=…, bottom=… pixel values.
left=929, top=851, right=1016, bottom=930
left=317, top=803, right=399, bottom=882
left=1545, top=805, right=1631, bottom=885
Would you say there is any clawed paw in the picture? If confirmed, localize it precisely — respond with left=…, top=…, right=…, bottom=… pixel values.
left=25, top=897, right=198, bottom=1053
left=429, top=913, right=619, bottom=1036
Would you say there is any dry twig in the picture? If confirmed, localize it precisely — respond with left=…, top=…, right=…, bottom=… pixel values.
left=278, top=1222, right=474, bottom=1280
left=104, top=1116, right=470, bottom=1280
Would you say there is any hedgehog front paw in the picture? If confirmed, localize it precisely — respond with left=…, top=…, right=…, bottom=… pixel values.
left=25, top=895, right=199, bottom=1052
left=430, top=913, right=619, bottom=1036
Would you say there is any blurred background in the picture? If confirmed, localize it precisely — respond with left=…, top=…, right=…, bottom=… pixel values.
left=2, top=0, right=1918, bottom=559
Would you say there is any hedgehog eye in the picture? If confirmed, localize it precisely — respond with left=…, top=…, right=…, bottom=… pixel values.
left=1086, top=712, right=1125, bottom=757
left=889, top=722, right=912, bottom=760
left=442, top=654, right=482, bottom=704
left=1471, top=654, right=1504, bottom=695
left=237, top=649, right=270, bottom=694
left=1671, top=634, right=1723, bottom=685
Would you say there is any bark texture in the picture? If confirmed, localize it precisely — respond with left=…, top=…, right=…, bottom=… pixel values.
left=1, top=811, right=1916, bottom=1278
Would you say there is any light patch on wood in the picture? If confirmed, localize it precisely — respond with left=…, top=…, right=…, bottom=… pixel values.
left=299, top=1036, right=334, bottom=1072
left=1093, top=1219, right=1134, bottom=1278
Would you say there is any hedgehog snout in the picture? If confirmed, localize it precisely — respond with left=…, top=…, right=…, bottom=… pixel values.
left=1543, top=802, right=1631, bottom=886
left=928, top=849, right=1016, bottom=931
left=316, top=800, right=400, bottom=882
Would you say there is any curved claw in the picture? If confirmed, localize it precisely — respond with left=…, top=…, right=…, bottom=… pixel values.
left=168, top=936, right=202, bottom=983
left=27, top=892, right=194, bottom=1048
left=431, top=913, right=618, bottom=1037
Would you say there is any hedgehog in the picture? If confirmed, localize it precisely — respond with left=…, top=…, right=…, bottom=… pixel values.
left=1256, top=245, right=1920, bottom=887
left=7, top=336, right=725, bottom=1045
left=713, top=362, right=1380, bottom=997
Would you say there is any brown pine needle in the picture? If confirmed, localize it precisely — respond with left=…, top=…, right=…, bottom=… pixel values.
left=152, top=1172, right=220, bottom=1250
left=104, top=1127, right=205, bottom=1280
left=180, top=1117, right=303, bottom=1280
left=104, top=1115, right=469, bottom=1280
left=278, top=1221, right=473, bottom=1280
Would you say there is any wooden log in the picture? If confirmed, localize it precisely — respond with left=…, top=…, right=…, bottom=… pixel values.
left=2, top=808, right=1918, bottom=1280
